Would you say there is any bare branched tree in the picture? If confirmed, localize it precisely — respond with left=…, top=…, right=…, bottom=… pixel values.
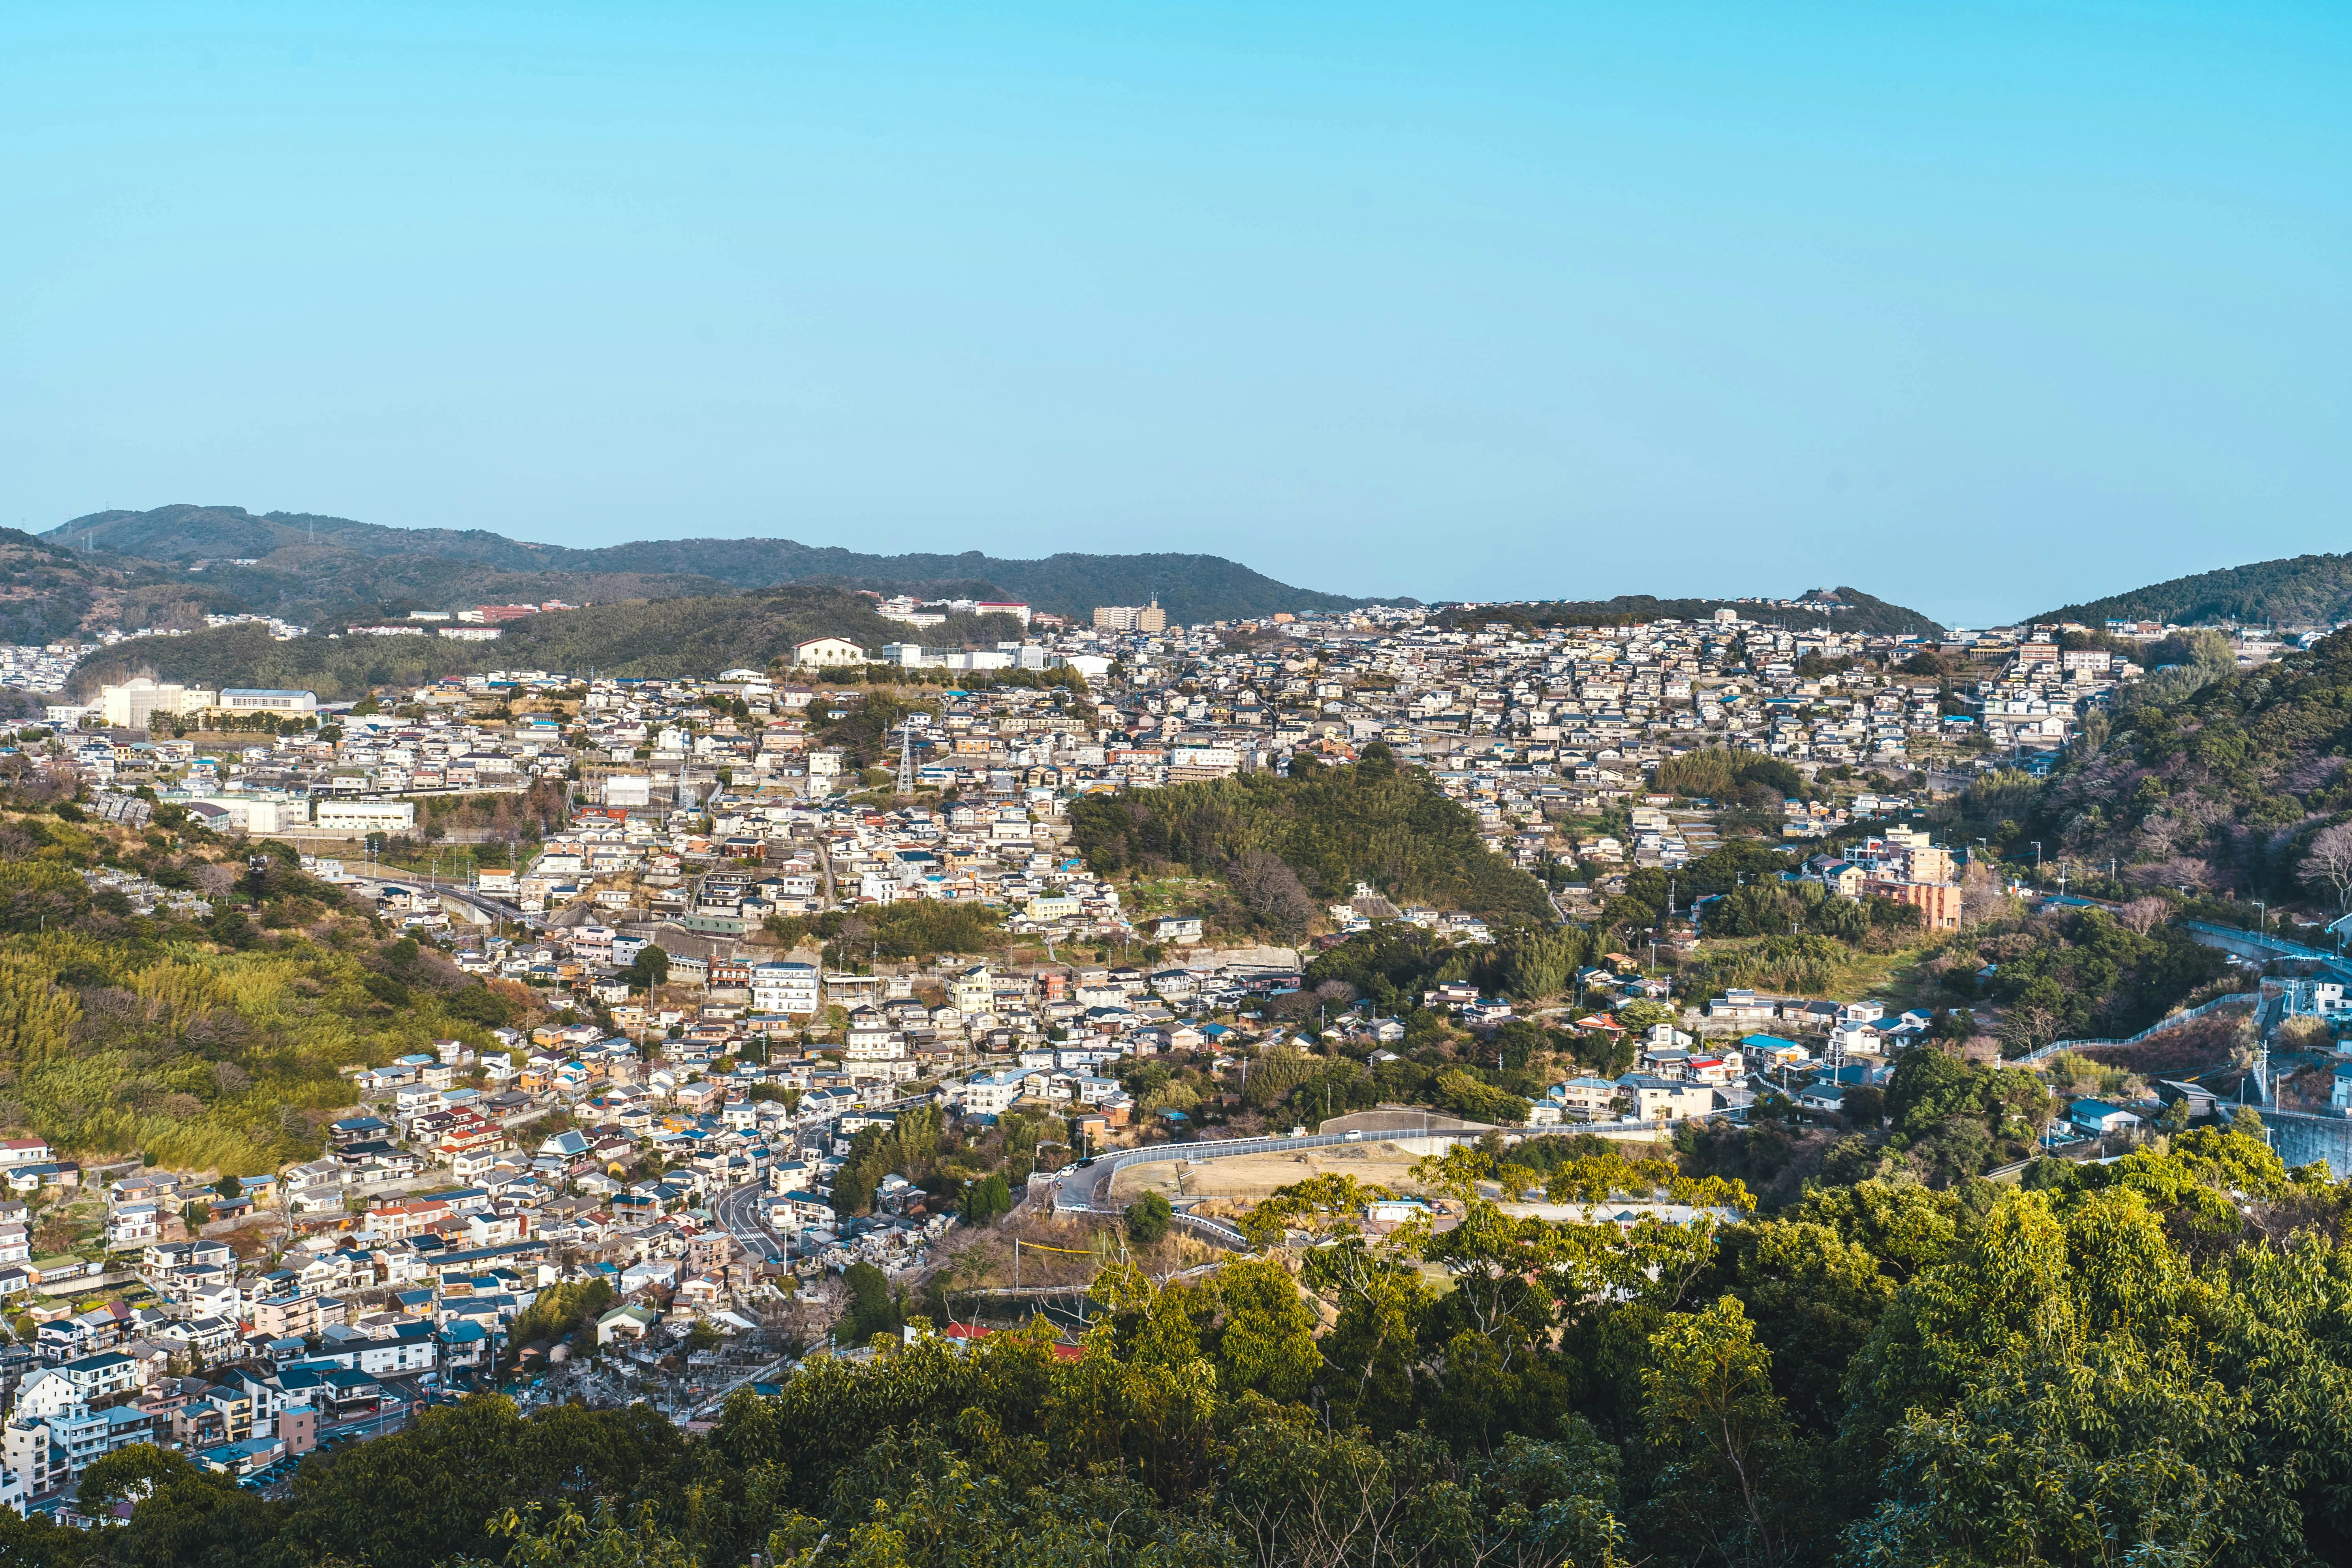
left=2300, top=822, right=2352, bottom=912
left=1230, top=850, right=1318, bottom=938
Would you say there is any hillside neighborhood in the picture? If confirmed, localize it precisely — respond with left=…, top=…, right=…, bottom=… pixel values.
left=0, top=588, right=2334, bottom=1528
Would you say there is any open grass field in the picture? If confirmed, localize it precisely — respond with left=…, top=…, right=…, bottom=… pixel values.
left=1686, top=935, right=1923, bottom=1005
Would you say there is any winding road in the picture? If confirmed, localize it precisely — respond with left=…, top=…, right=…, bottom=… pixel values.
left=713, top=1178, right=784, bottom=1263
left=707, top=1092, right=941, bottom=1266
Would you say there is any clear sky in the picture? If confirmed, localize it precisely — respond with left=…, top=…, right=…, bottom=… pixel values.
left=2, top=3, right=2345, bottom=625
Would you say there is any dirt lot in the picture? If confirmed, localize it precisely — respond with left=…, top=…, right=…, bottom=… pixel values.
left=1108, top=1142, right=1425, bottom=1218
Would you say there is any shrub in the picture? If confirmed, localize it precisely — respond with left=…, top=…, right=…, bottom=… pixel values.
left=1125, top=1190, right=1173, bottom=1246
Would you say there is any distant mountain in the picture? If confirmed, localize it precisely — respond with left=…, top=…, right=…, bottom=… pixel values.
left=45, top=504, right=1392, bottom=626
left=2036, top=553, right=2352, bottom=629
left=1447, top=585, right=1943, bottom=639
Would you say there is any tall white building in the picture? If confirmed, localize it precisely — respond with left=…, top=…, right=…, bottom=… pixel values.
left=97, top=678, right=217, bottom=730
left=3, top=1370, right=109, bottom=1499
left=750, top=961, right=821, bottom=1016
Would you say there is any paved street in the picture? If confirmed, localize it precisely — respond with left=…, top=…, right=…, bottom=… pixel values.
left=708, top=1090, right=945, bottom=1268
left=713, top=1179, right=784, bottom=1262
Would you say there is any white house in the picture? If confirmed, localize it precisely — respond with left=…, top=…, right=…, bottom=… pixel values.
left=959, top=1070, right=1026, bottom=1115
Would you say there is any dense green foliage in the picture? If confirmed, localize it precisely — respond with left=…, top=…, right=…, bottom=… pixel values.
left=29, top=1124, right=2352, bottom=1568
left=1451, top=585, right=1941, bottom=638
left=1825, top=1045, right=2055, bottom=1185
left=1599, top=845, right=1795, bottom=927
left=1653, top=747, right=1808, bottom=806
left=2018, top=626, right=2352, bottom=902
left=0, top=803, right=527, bottom=1175
left=839, top=1259, right=910, bottom=1344
left=959, top=1171, right=1013, bottom=1223
left=1126, top=1188, right=1173, bottom=1245
left=1965, top=906, right=2230, bottom=1053
left=2039, top=549, right=2352, bottom=628
left=833, top=1105, right=946, bottom=1216
left=1301, top=924, right=1484, bottom=1014
left=505, top=1277, right=617, bottom=1351
left=2109, top=628, right=2240, bottom=713
left=1071, top=750, right=1553, bottom=924
left=1701, top=879, right=1921, bottom=942
left=763, top=900, right=1006, bottom=961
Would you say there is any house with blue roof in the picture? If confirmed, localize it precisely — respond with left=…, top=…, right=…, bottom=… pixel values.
left=438, top=1319, right=490, bottom=1369
left=194, top=1435, right=286, bottom=1477
left=2069, top=1098, right=2144, bottom=1137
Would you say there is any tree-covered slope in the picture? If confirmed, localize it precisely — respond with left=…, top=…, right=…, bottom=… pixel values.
left=0, top=527, right=131, bottom=643
left=1453, top=583, right=1943, bottom=638
left=195, top=557, right=733, bottom=624
left=2003, top=626, right=2352, bottom=902
left=564, top=539, right=1391, bottom=623
left=46, top=504, right=1390, bottom=625
left=2038, top=551, right=2352, bottom=628
left=0, top=804, right=540, bottom=1175
left=66, top=586, right=919, bottom=699
left=1070, top=749, right=1554, bottom=922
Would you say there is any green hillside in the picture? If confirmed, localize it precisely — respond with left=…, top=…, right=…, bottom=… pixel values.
left=0, top=805, right=537, bottom=1175
left=197, top=557, right=730, bottom=625
left=1068, top=748, right=1554, bottom=925
left=2038, top=551, right=2352, bottom=628
left=1451, top=583, right=1942, bottom=638
left=0, top=528, right=130, bottom=644
left=1972, top=626, right=2352, bottom=906
left=66, top=586, right=923, bottom=699
left=46, top=504, right=1392, bottom=625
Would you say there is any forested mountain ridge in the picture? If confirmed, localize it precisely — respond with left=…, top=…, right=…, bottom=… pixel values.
left=44, top=504, right=1389, bottom=625
left=1453, top=583, right=1943, bottom=638
left=2038, top=550, right=2352, bottom=628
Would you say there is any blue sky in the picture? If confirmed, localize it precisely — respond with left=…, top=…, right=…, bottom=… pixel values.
left=2, top=2, right=2344, bottom=624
